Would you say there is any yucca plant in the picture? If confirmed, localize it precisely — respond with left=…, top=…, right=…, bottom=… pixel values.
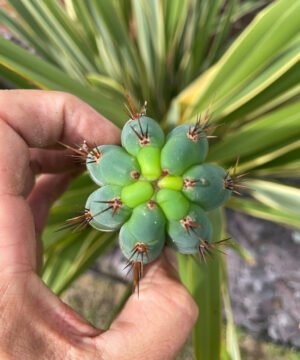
left=1, top=0, right=300, bottom=359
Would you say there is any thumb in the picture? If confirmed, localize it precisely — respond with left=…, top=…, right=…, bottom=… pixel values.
left=96, top=252, right=198, bottom=360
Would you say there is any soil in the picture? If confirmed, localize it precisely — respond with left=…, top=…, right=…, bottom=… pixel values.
left=226, top=209, right=300, bottom=349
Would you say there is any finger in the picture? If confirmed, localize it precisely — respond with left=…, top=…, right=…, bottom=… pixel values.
left=0, top=195, right=36, bottom=273
left=30, top=148, right=82, bottom=175
left=0, top=90, right=120, bottom=272
left=96, top=253, right=198, bottom=360
left=27, top=172, right=78, bottom=270
left=0, top=90, right=120, bottom=149
left=25, top=148, right=84, bottom=197
left=0, top=89, right=120, bottom=196
left=28, top=172, right=78, bottom=235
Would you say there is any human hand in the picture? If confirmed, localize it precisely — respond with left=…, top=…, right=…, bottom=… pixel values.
left=0, top=90, right=198, bottom=360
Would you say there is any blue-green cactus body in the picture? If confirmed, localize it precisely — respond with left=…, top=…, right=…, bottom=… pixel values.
left=86, top=145, right=140, bottom=187
left=121, top=181, right=154, bottom=208
left=160, top=127, right=208, bottom=175
left=156, top=189, right=190, bottom=220
left=119, top=202, right=165, bottom=263
left=166, top=124, right=191, bottom=140
left=119, top=223, right=165, bottom=264
left=182, top=164, right=232, bottom=210
left=85, top=185, right=131, bottom=231
left=167, top=204, right=212, bottom=254
left=128, top=202, right=166, bottom=241
left=121, top=116, right=165, bottom=156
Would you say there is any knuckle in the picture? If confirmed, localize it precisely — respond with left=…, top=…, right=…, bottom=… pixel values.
left=57, top=91, right=79, bottom=104
left=177, top=287, right=199, bottom=324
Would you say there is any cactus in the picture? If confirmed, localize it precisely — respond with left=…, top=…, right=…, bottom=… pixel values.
left=86, top=145, right=141, bottom=186
left=86, top=185, right=131, bottom=231
left=161, top=122, right=208, bottom=175
left=62, top=101, right=246, bottom=293
left=182, top=164, right=232, bottom=211
left=121, top=116, right=165, bottom=157
left=167, top=204, right=212, bottom=254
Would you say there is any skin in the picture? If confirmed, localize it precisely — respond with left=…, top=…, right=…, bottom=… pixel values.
left=0, top=90, right=198, bottom=360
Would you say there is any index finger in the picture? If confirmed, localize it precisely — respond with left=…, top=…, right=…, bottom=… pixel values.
left=0, top=90, right=120, bottom=273
left=0, top=90, right=120, bottom=196
left=0, top=90, right=120, bottom=148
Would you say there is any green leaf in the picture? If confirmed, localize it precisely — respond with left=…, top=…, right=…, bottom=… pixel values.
left=251, top=146, right=300, bottom=177
left=176, top=0, right=300, bottom=116
left=196, top=0, right=300, bottom=110
left=43, top=173, right=97, bottom=232
left=215, top=43, right=300, bottom=121
left=0, top=36, right=125, bottom=126
left=41, top=172, right=117, bottom=294
left=86, top=73, right=125, bottom=96
left=178, top=208, right=224, bottom=360
left=221, top=257, right=241, bottom=360
left=163, top=0, right=189, bottom=53
left=245, top=179, right=300, bottom=215
left=227, top=197, right=300, bottom=229
left=208, top=102, right=300, bottom=165
left=43, top=229, right=116, bottom=294
left=16, top=0, right=96, bottom=74
left=64, top=0, right=98, bottom=52
left=132, top=0, right=165, bottom=90
left=205, top=0, right=237, bottom=66
left=227, top=239, right=255, bottom=266
left=0, top=62, right=33, bottom=88
left=0, top=7, right=53, bottom=62
left=87, top=0, right=144, bottom=85
left=191, top=0, right=229, bottom=72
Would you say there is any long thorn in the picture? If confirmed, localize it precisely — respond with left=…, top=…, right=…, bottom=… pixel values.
left=130, top=125, right=144, bottom=140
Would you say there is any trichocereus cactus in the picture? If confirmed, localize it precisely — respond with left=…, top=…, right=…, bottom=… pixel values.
left=63, top=102, right=244, bottom=293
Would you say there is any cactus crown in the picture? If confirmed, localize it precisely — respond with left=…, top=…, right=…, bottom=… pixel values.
left=61, top=100, right=246, bottom=293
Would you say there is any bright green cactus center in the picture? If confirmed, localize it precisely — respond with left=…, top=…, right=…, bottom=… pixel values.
left=157, top=175, right=183, bottom=190
left=156, top=189, right=190, bottom=220
left=137, top=146, right=161, bottom=180
left=80, top=110, right=237, bottom=289
left=121, top=181, right=154, bottom=208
